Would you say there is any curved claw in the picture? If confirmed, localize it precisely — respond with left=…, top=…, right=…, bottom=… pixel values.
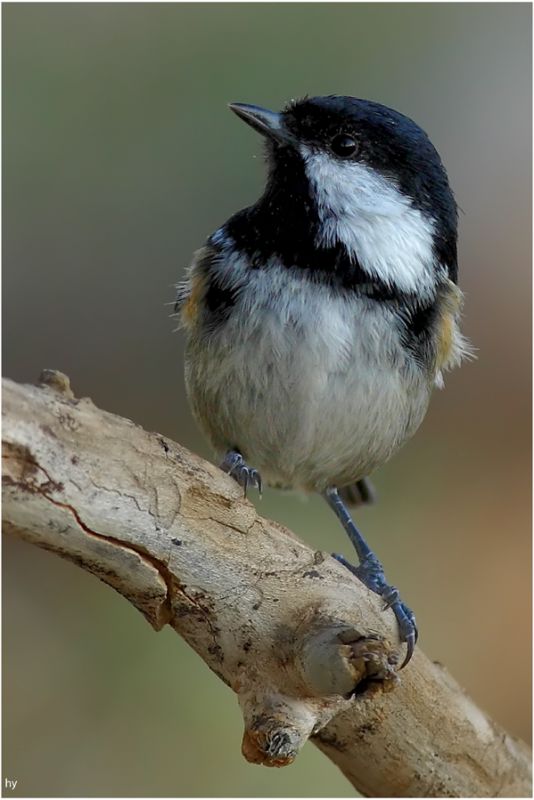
left=242, top=468, right=250, bottom=497
left=399, top=629, right=416, bottom=669
left=255, top=471, right=263, bottom=498
left=240, top=467, right=262, bottom=498
left=393, top=602, right=418, bottom=669
left=220, top=451, right=263, bottom=499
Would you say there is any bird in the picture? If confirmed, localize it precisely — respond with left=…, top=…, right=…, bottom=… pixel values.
left=176, top=95, right=471, bottom=668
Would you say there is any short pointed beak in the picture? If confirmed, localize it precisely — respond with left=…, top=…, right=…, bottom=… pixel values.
left=228, top=102, right=290, bottom=144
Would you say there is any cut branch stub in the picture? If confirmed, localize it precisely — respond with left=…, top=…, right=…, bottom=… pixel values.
left=236, top=609, right=399, bottom=768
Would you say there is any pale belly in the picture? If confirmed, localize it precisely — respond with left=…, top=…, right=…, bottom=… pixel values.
left=185, top=280, right=433, bottom=492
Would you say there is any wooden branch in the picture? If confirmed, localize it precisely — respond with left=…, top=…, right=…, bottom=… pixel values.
left=2, top=372, right=531, bottom=797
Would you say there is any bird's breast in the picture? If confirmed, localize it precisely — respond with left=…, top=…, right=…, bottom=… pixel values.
left=184, top=262, right=435, bottom=491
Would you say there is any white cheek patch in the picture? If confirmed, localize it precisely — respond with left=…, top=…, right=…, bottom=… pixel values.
left=301, top=148, right=438, bottom=297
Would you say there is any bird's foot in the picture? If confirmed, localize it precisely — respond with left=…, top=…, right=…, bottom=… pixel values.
left=333, top=552, right=417, bottom=669
left=220, top=450, right=262, bottom=498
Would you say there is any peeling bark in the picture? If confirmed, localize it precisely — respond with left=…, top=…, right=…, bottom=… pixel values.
left=2, top=373, right=531, bottom=797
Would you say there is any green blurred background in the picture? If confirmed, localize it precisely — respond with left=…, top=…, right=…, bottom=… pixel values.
left=3, top=3, right=531, bottom=796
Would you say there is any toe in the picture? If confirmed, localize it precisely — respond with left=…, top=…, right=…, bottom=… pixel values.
left=381, top=585, right=400, bottom=611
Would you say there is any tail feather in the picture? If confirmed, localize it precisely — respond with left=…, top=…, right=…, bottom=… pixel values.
left=338, top=477, right=377, bottom=508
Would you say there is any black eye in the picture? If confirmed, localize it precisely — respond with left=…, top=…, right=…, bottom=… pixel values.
left=331, top=134, right=358, bottom=158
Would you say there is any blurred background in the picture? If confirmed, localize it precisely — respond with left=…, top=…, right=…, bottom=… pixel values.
left=3, top=3, right=531, bottom=796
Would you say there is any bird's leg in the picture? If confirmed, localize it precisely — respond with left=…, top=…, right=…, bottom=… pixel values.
left=220, top=450, right=262, bottom=498
left=323, top=486, right=417, bottom=669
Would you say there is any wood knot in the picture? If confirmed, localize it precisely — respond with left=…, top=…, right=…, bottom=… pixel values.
left=296, top=623, right=398, bottom=697
left=38, top=370, right=75, bottom=399
left=338, top=629, right=399, bottom=695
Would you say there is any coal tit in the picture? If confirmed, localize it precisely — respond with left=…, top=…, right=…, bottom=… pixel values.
left=177, top=96, right=471, bottom=667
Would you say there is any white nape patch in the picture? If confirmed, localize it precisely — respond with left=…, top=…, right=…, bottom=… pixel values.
left=301, top=148, right=438, bottom=297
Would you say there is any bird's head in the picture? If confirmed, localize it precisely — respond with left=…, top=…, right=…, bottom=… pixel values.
left=228, top=96, right=457, bottom=293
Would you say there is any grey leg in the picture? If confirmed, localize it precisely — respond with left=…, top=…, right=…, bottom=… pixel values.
left=220, top=450, right=262, bottom=498
left=323, top=486, right=417, bottom=669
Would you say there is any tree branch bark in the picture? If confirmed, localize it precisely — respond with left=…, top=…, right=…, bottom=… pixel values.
left=2, top=372, right=531, bottom=797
